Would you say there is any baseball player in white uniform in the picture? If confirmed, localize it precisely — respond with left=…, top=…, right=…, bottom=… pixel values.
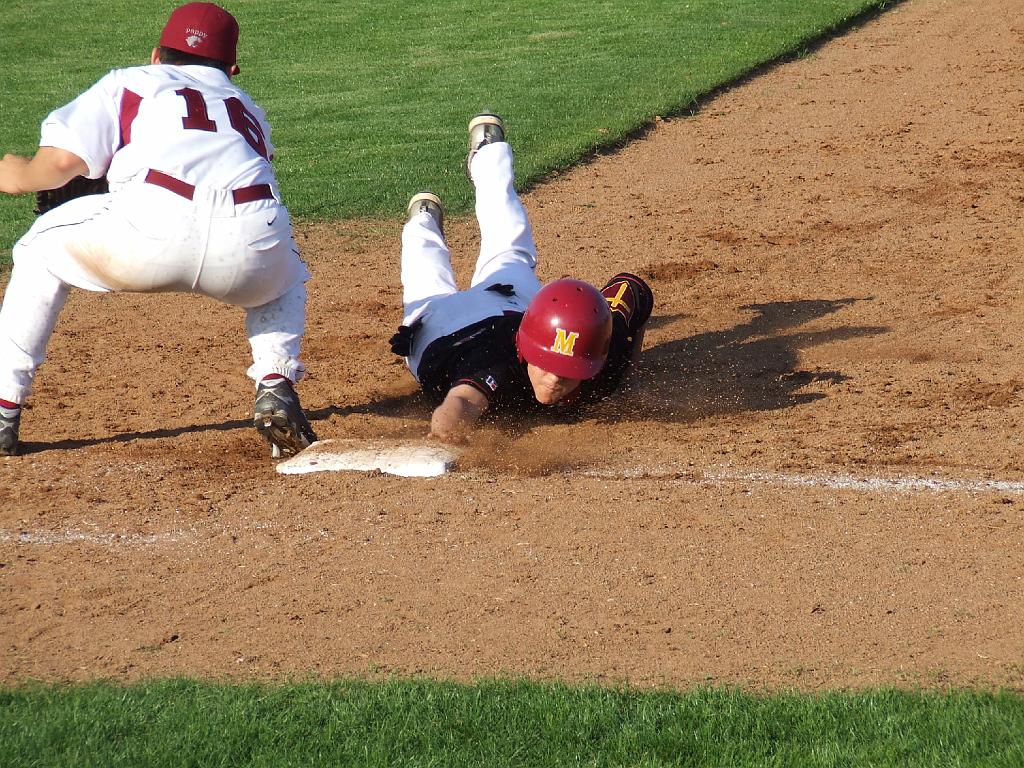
left=392, top=114, right=654, bottom=442
left=0, top=2, right=316, bottom=458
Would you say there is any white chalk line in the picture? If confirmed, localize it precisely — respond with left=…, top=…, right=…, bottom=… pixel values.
left=0, top=529, right=191, bottom=547
left=580, top=466, right=1024, bottom=495
left=1, top=468, right=1018, bottom=551
left=273, top=441, right=1024, bottom=494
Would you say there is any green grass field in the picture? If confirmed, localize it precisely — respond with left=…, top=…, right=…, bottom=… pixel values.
left=2, top=679, right=1023, bottom=767
left=1, top=0, right=888, bottom=263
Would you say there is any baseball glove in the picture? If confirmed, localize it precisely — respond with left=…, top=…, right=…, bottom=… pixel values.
left=389, top=318, right=423, bottom=357
left=35, top=175, right=108, bottom=216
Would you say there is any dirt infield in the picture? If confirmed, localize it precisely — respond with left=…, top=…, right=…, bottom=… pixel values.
left=2, top=0, right=1023, bottom=690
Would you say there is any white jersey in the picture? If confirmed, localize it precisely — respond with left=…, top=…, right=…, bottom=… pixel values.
left=40, top=64, right=277, bottom=193
left=0, top=63, right=310, bottom=407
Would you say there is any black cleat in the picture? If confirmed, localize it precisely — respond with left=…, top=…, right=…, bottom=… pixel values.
left=465, top=113, right=505, bottom=178
left=253, top=378, right=317, bottom=458
left=0, top=404, right=20, bottom=457
left=406, top=191, right=445, bottom=234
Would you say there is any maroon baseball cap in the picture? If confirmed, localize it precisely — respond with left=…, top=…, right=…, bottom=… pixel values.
left=159, top=3, right=239, bottom=64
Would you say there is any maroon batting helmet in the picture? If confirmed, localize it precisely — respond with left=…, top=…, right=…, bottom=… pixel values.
left=516, top=279, right=612, bottom=380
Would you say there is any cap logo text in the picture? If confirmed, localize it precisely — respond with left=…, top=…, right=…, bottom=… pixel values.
left=185, top=28, right=207, bottom=48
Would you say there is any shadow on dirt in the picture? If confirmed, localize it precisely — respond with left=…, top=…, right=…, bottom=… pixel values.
left=20, top=298, right=884, bottom=453
left=482, top=296, right=886, bottom=432
left=18, top=417, right=257, bottom=455
left=601, top=297, right=887, bottom=423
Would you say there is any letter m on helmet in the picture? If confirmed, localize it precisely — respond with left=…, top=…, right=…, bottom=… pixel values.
left=516, top=278, right=612, bottom=380
left=550, top=328, right=579, bottom=356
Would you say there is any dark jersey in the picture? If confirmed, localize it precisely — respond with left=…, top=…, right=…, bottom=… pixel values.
left=415, top=312, right=639, bottom=415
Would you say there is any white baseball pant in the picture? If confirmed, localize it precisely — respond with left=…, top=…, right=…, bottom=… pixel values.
left=0, top=181, right=310, bottom=404
left=400, top=141, right=542, bottom=378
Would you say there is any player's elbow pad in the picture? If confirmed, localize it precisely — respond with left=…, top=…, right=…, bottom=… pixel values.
left=601, top=272, right=654, bottom=334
